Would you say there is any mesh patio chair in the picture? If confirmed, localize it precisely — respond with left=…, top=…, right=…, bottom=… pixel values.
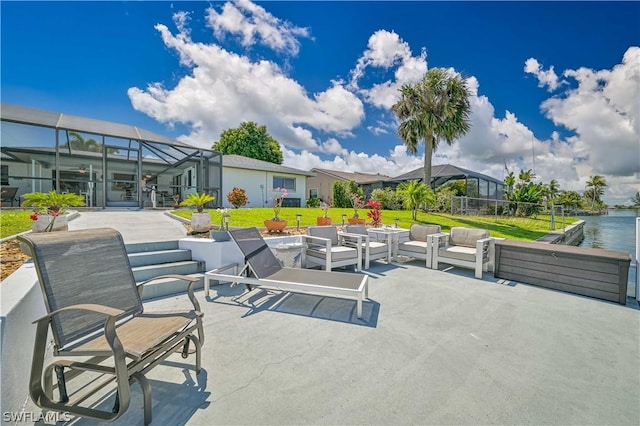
left=18, top=228, right=204, bottom=425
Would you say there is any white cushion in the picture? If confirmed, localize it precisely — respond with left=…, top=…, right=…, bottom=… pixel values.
left=307, top=246, right=358, bottom=261
left=398, top=240, right=428, bottom=254
left=438, top=245, right=477, bottom=263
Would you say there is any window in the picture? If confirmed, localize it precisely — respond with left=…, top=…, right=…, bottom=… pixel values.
left=1, top=165, right=8, bottom=185
left=112, top=173, right=135, bottom=190
left=273, top=176, right=296, bottom=191
left=309, top=188, right=318, bottom=198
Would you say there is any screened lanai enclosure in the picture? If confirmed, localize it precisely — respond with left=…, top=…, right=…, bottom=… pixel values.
left=392, top=164, right=506, bottom=213
left=0, top=104, right=222, bottom=209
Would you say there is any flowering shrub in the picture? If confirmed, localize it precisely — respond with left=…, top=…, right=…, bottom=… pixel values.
left=227, top=187, right=248, bottom=208
left=366, top=199, right=382, bottom=227
left=349, top=193, right=366, bottom=218
left=216, top=208, right=230, bottom=230
left=320, top=201, right=330, bottom=218
left=270, top=187, right=288, bottom=221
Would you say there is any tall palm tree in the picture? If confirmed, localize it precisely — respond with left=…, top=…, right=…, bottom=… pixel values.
left=631, top=192, right=640, bottom=207
left=586, top=175, right=607, bottom=209
left=542, top=179, right=559, bottom=207
left=392, top=68, right=472, bottom=187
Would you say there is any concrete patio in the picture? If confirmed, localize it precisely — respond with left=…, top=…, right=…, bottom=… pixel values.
left=16, top=257, right=640, bottom=425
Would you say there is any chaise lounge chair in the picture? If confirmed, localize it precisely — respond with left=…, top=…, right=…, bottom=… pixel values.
left=18, top=228, right=204, bottom=425
left=204, top=227, right=369, bottom=318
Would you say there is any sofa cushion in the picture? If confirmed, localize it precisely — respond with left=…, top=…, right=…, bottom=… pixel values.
left=438, top=245, right=477, bottom=263
left=306, top=245, right=358, bottom=261
left=308, top=225, right=338, bottom=245
left=449, top=227, right=489, bottom=248
left=398, top=240, right=428, bottom=254
left=345, top=224, right=367, bottom=235
left=409, top=224, right=441, bottom=242
left=362, top=241, right=388, bottom=256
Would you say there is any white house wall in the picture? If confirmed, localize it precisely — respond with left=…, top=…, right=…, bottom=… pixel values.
left=222, top=167, right=307, bottom=209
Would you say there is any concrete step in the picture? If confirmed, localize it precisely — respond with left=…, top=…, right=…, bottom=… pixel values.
left=125, top=240, right=180, bottom=254
left=138, top=273, right=205, bottom=300
left=128, top=249, right=193, bottom=267
left=132, top=260, right=205, bottom=282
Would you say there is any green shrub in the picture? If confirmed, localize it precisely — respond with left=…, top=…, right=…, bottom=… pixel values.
left=306, top=197, right=320, bottom=208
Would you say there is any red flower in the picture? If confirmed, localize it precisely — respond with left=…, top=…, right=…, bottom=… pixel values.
left=30, top=213, right=39, bottom=221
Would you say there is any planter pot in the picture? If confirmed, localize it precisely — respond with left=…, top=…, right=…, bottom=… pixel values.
left=31, top=215, right=69, bottom=233
left=348, top=218, right=366, bottom=225
left=264, top=219, right=288, bottom=232
left=191, top=212, right=212, bottom=232
left=316, top=217, right=332, bottom=226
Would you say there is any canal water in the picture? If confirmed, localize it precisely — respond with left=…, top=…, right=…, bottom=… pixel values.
left=577, top=209, right=638, bottom=295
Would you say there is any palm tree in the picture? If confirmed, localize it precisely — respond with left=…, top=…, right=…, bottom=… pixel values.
left=397, top=180, right=434, bottom=220
left=61, top=131, right=119, bottom=154
left=391, top=68, right=472, bottom=187
left=586, top=175, right=607, bottom=210
left=518, top=169, right=536, bottom=186
left=631, top=192, right=640, bottom=207
left=542, top=179, right=559, bottom=208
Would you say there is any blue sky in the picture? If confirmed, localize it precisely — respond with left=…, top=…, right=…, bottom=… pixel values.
left=2, top=1, right=639, bottom=204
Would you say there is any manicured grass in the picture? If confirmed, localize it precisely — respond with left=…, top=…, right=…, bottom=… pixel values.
left=0, top=208, right=578, bottom=241
left=0, top=211, right=35, bottom=239
left=172, top=207, right=578, bottom=241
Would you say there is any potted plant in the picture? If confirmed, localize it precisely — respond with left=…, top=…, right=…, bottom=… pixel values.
left=316, top=201, right=332, bottom=225
left=172, top=194, right=181, bottom=209
left=264, top=188, right=288, bottom=232
left=22, top=190, right=85, bottom=232
left=348, top=193, right=366, bottom=224
left=180, top=192, right=215, bottom=232
left=366, top=199, right=382, bottom=227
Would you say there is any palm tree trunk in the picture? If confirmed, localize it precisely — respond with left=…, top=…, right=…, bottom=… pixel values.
left=423, top=133, right=434, bottom=188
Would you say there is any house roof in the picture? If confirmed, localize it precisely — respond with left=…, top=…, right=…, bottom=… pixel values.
left=223, top=154, right=315, bottom=176
left=310, top=168, right=393, bottom=184
left=393, top=164, right=504, bottom=186
left=1, top=103, right=196, bottom=149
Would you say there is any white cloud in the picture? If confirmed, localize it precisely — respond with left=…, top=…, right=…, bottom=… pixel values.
left=128, top=7, right=364, bottom=151
left=128, top=3, right=639, bottom=206
left=348, top=30, right=427, bottom=109
left=206, top=0, right=311, bottom=56
left=524, top=58, right=564, bottom=91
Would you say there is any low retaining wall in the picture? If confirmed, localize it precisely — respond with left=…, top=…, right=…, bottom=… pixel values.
left=494, top=239, right=631, bottom=304
left=535, top=220, right=585, bottom=245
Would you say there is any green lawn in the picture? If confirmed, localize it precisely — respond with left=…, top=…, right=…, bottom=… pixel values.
left=0, top=208, right=577, bottom=241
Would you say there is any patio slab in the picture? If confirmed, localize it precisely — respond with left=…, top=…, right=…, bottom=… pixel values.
left=18, top=259, right=640, bottom=425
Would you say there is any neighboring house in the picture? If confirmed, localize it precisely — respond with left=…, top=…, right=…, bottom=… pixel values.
left=222, top=155, right=314, bottom=209
left=392, top=164, right=505, bottom=200
left=306, top=168, right=393, bottom=203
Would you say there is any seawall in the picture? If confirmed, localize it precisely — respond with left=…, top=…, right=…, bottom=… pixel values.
left=535, top=219, right=585, bottom=245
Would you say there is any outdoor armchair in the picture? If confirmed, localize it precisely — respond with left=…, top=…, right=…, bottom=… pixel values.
left=18, top=228, right=204, bottom=425
left=431, top=226, right=495, bottom=279
left=303, top=225, right=363, bottom=272
left=396, top=224, right=443, bottom=268
left=344, top=224, right=391, bottom=269
left=1, top=186, right=19, bottom=206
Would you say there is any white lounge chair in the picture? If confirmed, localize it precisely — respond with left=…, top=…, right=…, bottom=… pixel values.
left=344, top=224, right=391, bottom=269
left=431, top=226, right=495, bottom=279
left=396, top=224, right=443, bottom=268
left=205, top=227, right=369, bottom=318
left=303, top=225, right=363, bottom=272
